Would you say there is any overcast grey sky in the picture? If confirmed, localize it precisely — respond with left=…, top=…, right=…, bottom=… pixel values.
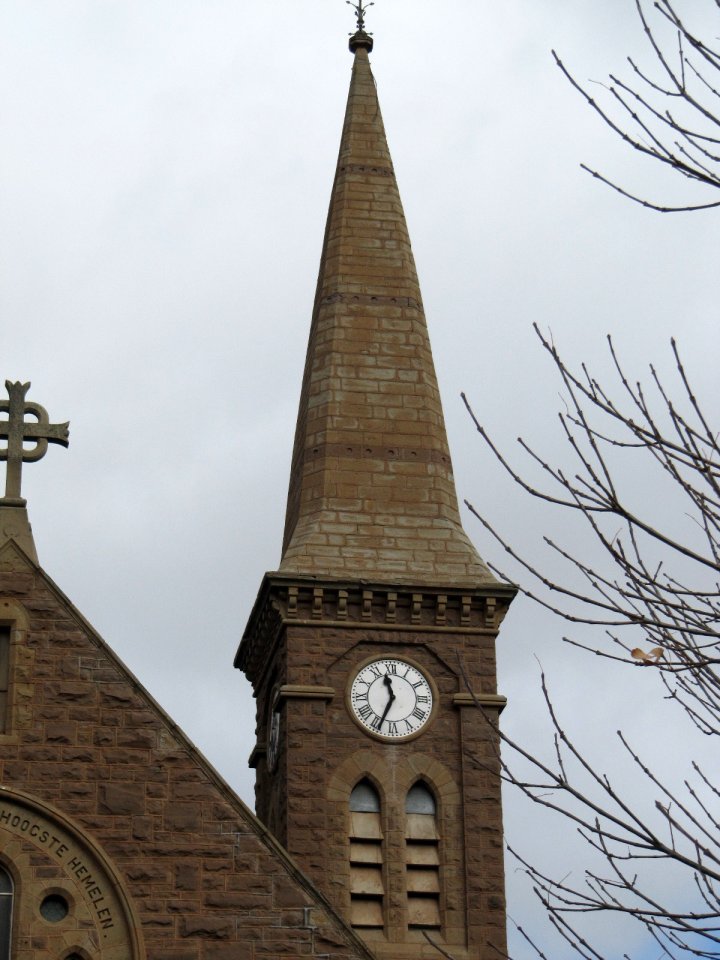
left=2, top=2, right=717, bottom=956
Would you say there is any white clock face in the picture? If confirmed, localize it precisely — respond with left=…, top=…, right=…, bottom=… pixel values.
left=349, top=658, right=434, bottom=740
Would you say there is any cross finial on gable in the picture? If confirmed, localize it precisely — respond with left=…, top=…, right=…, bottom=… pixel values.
left=0, top=381, right=70, bottom=505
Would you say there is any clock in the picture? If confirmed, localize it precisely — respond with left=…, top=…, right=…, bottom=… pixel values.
left=266, top=690, right=281, bottom=772
left=349, top=658, right=434, bottom=741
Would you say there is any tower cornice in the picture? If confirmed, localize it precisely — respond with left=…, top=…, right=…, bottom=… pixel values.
left=236, top=571, right=516, bottom=685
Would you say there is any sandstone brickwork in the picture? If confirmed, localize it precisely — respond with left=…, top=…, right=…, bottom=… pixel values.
left=0, top=541, right=374, bottom=960
left=0, top=25, right=515, bottom=960
left=242, top=34, right=516, bottom=960
left=280, top=46, right=494, bottom=587
left=240, top=575, right=513, bottom=960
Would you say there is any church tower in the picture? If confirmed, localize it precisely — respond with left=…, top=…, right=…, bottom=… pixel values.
left=237, top=13, right=515, bottom=960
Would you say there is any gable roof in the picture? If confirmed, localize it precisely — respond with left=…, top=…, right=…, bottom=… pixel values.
left=0, top=539, right=375, bottom=959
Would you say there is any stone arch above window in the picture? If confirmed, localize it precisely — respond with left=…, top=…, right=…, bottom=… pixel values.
left=0, top=788, right=145, bottom=959
left=328, top=750, right=459, bottom=803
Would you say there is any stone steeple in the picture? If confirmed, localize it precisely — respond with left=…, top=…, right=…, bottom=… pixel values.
left=239, top=30, right=514, bottom=958
left=280, top=37, right=493, bottom=587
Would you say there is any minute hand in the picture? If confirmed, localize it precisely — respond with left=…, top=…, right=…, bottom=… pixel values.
left=378, top=676, right=396, bottom=728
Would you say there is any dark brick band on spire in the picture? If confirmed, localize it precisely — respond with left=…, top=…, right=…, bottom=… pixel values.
left=280, top=46, right=494, bottom=586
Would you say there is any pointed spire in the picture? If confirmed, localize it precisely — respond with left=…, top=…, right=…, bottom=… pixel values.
left=279, top=39, right=493, bottom=586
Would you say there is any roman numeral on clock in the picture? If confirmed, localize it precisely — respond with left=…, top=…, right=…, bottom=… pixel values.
left=351, top=659, right=434, bottom=737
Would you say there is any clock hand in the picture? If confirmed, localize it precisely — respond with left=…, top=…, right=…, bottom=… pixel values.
left=378, top=676, right=396, bottom=727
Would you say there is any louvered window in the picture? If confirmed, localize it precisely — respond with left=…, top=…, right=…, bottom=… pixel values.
left=0, top=627, right=9, bottom=733
left=0, top=865, right=13, bottom=960
left=405, top=781, right=441, bottom=930
left=349, top=780, right=384, bottom=930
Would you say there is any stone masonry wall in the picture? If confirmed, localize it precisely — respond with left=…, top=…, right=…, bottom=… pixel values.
left=0, top=543, right=374, bottom=960
left=250, top=579, right=509, bottom=960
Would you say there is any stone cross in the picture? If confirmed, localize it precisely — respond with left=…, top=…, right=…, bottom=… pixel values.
left=0, top=381, right=70, bottom=504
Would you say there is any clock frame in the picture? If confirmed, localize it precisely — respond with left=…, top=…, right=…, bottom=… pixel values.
left=347, top=655, right=437, bottom=742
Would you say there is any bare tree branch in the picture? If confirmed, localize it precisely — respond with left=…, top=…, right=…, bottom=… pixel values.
left=556, top=1, right=720, bottom=211
left=465, top=331, right=720, bottom=956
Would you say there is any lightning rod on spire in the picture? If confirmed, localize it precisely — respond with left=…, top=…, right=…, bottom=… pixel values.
left=346, top=0, right=374, bottom=35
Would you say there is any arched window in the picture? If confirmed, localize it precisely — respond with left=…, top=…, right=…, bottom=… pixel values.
left=0, top=865, right=13, bottom=960
left=349, top=779, right=384, bottom=931
left=405, top=781, right=441, bottom=931
left=0, top=626, right=10, bottom=733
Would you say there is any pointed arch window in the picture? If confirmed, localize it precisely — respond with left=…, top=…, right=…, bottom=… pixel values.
left=349, top=779, right=384, bottom=930
left=0, top=865, right=13, bottom=960
left=0, top=626, right=10, bottom=733
left=405, top=781, right=441, bottom=931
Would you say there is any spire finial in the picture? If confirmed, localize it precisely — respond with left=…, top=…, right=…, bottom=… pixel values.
left=347, top=1, right=374, bottom=53
left=347, top=0, right=373, bottom=33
